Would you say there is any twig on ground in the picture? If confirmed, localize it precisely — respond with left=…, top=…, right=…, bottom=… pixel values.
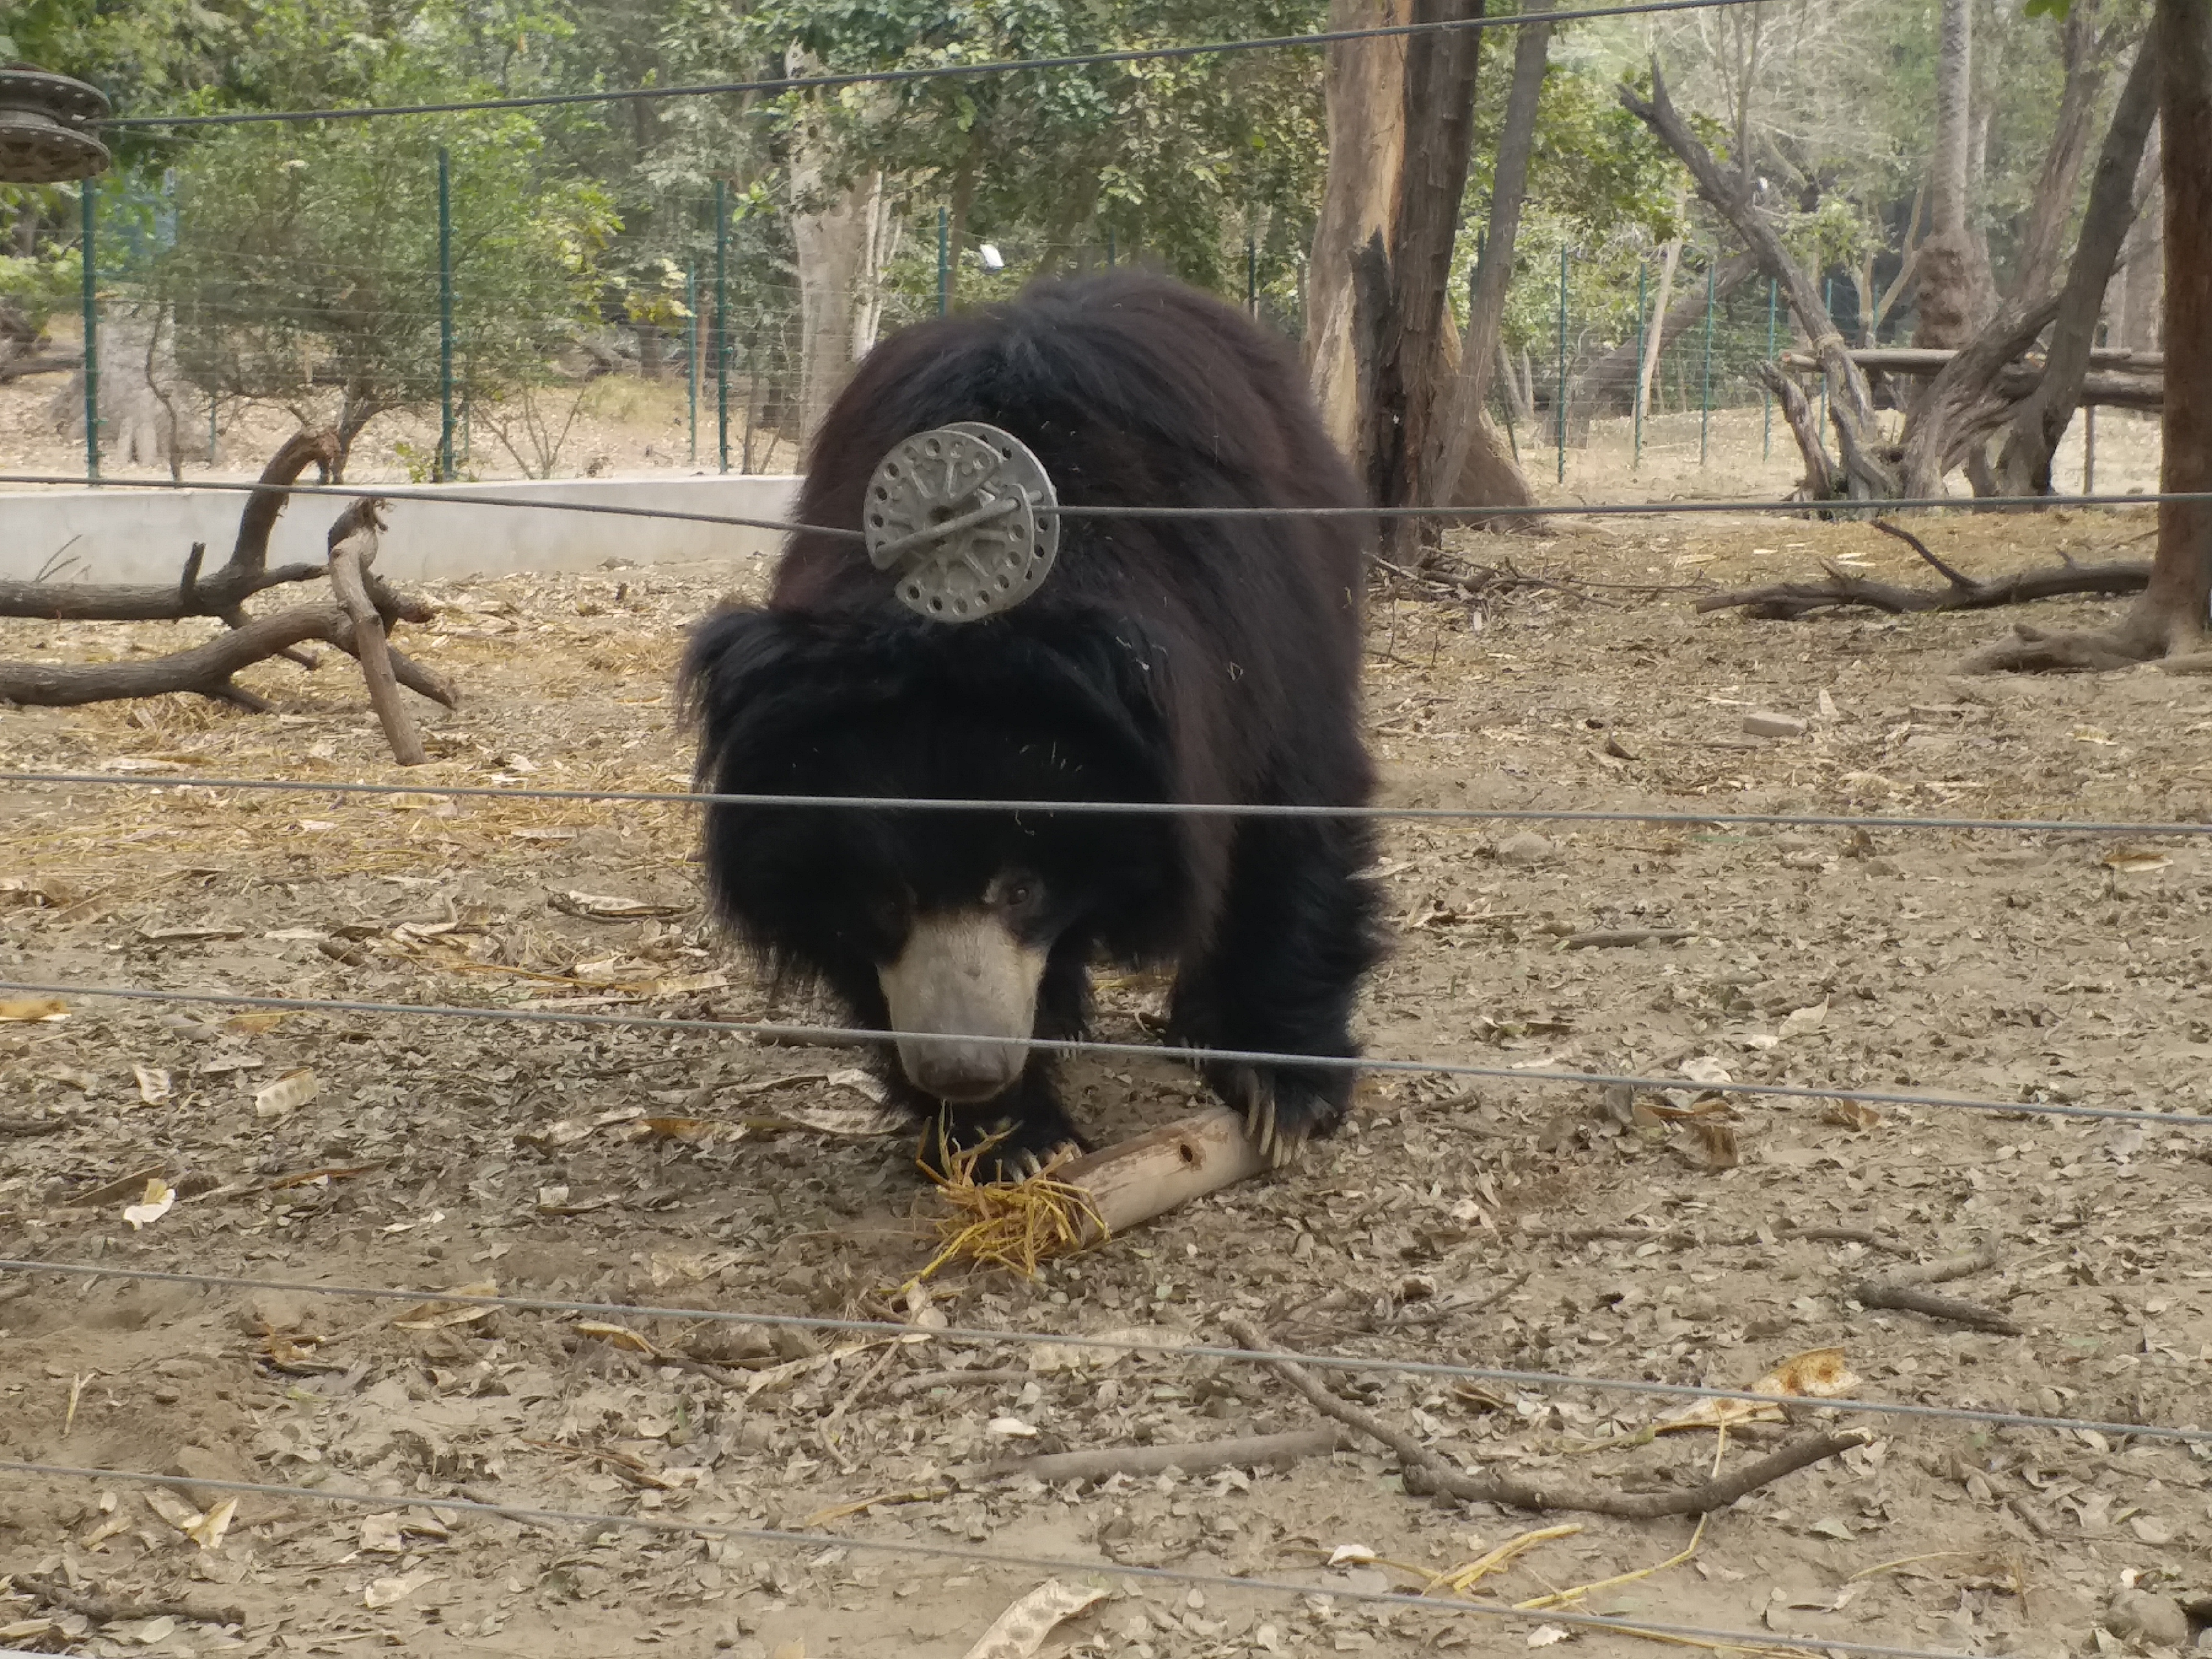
left=1851, top=1239, right=2020, bottom=1333
left=985, top=1425, right=1347, bottom=1485
left=1851, top=1281, right=2022, bottom=1335
left=1219, top=1315, right=1868, bottom=1518
left=1887, top=1239, right=2001, bottom=1287
left=15, top=1573, right=244, bottom=1630
left=1563, top=928, right=1692, bottom=950
left=0, top=1115, right=72, bottom=1138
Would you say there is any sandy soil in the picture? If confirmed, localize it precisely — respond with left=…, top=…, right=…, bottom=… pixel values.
left=2, top=494, right=2211, bottom=1659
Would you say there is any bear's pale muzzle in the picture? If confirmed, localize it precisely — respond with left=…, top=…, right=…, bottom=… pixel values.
left=878, top=911, right=1046, bottom=1103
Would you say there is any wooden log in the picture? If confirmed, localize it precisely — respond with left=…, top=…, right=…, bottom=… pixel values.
left=1056, top=1107, right=1268, bottom=1244
left=323, top=501, right=426, bottom=767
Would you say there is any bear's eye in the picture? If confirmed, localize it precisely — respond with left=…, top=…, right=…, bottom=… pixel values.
left=1001, top=880, right=1034, bottom=909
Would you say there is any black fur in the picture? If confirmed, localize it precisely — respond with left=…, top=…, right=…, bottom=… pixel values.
left=679, top=272, right=1381, bottom=1179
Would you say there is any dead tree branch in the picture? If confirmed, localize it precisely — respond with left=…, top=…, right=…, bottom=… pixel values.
left=1219, top=1315, right=1867, bottom=1519
left=0, top=429, right=339, bottom=622
left=323, top=499, right=427, bottom=765
left=0, top=603, right=458, bottom=712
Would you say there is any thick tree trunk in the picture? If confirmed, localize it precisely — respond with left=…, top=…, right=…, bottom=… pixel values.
left=1358, top=0, right=1489, bottom=562
left=2122, top=0, right=2212, bottom=656
left=1620, top=64, right=1892, bottom=497
left=1305, top=0, right=1408, bottom=458
left=787, top=48, right=881, bottom=449
left=1571, top=250, right=1757, bottom=426
left=1429, top=0, right=1551, bottom=508
left=1916, top=0, right=1981, bottom=349
left=1993, top=43, right=2161, bottom=496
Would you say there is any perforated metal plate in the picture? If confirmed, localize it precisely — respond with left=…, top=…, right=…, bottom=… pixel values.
left=862, top=422, right=1058, bottom=623
left=0, top=69, right=111, bottom=185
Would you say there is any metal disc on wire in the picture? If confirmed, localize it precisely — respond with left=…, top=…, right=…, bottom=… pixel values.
left=861, top=421, right=1059, bottom=624
left=0, top=68, right=112, bottom=184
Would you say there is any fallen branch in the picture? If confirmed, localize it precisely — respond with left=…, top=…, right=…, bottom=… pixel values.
left=324, top=499, right=426, bottom=766
left=922, top=1109, right=1268, bottom=1276
left=1220, top=1315, right=1868, bottom=1519
left=986, top=1425, right=1347, bottom=1484
left=1699, top=554, right=2149, bottom=622
left=0, top=1115, right=73, bottom=1138
left=1850, top=1281, right=2022, bottom=1335
left=14, top=1572, right=244, bottom=1630
left=1563, top=928, right=1691, bottom=950
left=1887, top=1239, right=2001, bottom=1287
left=1230, top=1327, right=1867, bottom=1522
left=0, top=602, right=457, bottom=712
left=0, top=430, right=337, bottom=622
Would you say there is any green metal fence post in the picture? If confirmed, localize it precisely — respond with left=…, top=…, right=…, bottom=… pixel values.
left=686, top=266, right=698, bottom=466
left=1246, top=234, right=1258, bottom=316
left=1763, top=277, right=1777, bottom=461
left=936, top=206, right=949, bottom=315
left=1106, top=230, right=1115, bottom=269
left=1699, top=255, right=1715, bottom=468
left=715, top=180, right=730, bottom=476
left=80, top=179, right=98, bottom=481
left=1632, top=260, right=1648, bottom=472
left=436, top=146, right=455, bottom=482
left=1555, top=244, right=1569, bottom=485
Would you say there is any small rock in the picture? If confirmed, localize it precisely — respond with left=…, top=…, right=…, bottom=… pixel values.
left=2105, top=1589, right=2190, bottom=1648
left=167, top=1444, right=264, bottom=1520
left=1494, top=830, right=1555, bottom=867
left=1743, top=711, right=1807, bottom=739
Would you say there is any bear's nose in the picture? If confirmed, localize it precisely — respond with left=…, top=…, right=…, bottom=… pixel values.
left=897, top=1035, right=1026, bottom=1103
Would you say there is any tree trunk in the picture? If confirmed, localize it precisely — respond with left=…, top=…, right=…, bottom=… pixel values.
left=1992, top=41, right=2162, bottom=496
left=1304, top=0, right=1408, bottom=458
left=1429, top=0, right=1551, bottom=508
left=1916, top=0, right=1980, bottom=349
left=2120, top=0, right=2212, bottom=657
left=2011, top=0, right=2110, bottom=304
left=1620, top=64, right=1892, bottom=497
left=788, top=48, right=881, bottom=448
left=2116, top=125, right=2164, bottom=352
left=1358, top=0, right=1489, bottom=562
left=1636, top=192, right=1685, bottom=425
left=1573, top=250, right=1757, bottom=426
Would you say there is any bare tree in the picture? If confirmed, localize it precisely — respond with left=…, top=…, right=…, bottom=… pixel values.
left=1304, top=0, right=1407, bottom=457
left=1915, top=0, right=1985, bottom=349
left=1428, top=0, right=1553, bottom=510
left=1958, top=0, right=2208, bottom=673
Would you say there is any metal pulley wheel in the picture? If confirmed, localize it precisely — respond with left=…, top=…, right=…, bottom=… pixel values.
left=0, top=67, right=111, bottom=184
left=861, top=421, right=1059, bottom=624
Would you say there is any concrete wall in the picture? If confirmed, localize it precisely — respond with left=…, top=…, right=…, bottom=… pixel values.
left=0, top=473, right=805, bottom=588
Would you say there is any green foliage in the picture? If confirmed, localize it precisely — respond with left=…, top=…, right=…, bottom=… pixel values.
left=0, top=242, right=80, bottom=333
left=147, top=0, right=614, bottom=460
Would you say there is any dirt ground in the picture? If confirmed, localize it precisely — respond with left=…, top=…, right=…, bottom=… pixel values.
left=3, top=496, right=2212, bottom=1659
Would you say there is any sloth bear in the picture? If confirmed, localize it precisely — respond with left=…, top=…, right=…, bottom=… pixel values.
left=680, top=272, right=1380, bottom=1182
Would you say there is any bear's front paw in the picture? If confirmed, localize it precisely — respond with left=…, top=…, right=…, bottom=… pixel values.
left=918, top=1107, right=1090, bottom=1186
left=1210, top=1061, right=1351, bottom=1167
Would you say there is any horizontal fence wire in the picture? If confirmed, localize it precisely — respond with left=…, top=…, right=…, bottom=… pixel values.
left=100, top=0, right=1772, bottom=130
left=1, top=471, right=2204, bottom=524
left=7, top=770, right=2212, bottom=839
left=0, top=1460, right=2003, bottom=1659
left=3, top=1260, right=2203, bottom=1445
left=0, top=476, right=846, bottom=541
left=3, top=980, right=2205, bottom=1130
